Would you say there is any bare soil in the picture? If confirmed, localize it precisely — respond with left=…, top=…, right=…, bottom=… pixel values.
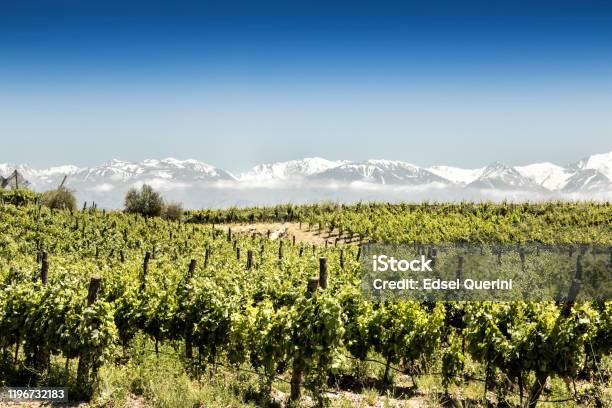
left=212, top=222, right=361, bottom=246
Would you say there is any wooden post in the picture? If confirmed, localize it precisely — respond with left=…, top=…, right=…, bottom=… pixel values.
left=227, top=227, right=232, bottom=242
left=528, top=255, right=583, bottom=407
left=236, top=247, right=241, bottom=260
left=293, top=235, right=296, bottom=245
left=456, top=256, right=463, bottom=281
left=86, top=276, right=101, bottom=306
left=141, top=252, right=150, bottom=291
left=356, top=245, right=362, bottom=261
left=290, top=276, right=320, bottom=403
left=339, top=249, right=344, bottom=270
left=561, top=255, right=582, bottom=317
left=247, top=250, right=253, bottom=270
left=299, top=246, right=304, bottom=257
left=188, top=259, right=196, bottom=279
left=279, top=240, right=284, bottom=259
left=204, top=247, right=210, bottom=268
left=77, top=276, right=102, bottom=389
left=307, top=276, right=319, bottom=294
left=40, top=251, right=48, bottom=285
left=431, top=247, right=437, bottom=268
left=319, top=257, right=328, bottom=289
left=120, top=250, right=125, bottom=263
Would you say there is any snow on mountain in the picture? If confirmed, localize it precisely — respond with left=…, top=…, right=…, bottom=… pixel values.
left=312, top=160, right=448, bottom=185
left=426, top=166, right=484, bottom=184
left=72, top=158, right=235, bottom=183
left=574, top=151, right=612, bottom=180
left=466, top=162, right=545, bottom=191
left=0, top=163, right=34, bottom=177
left=0, top=158, right=234, bottom=191
left=562, top=169, right=612, bottom=192
left=239, top=157, right=344, bottom=180
left=514, top=162, right=573, bottom=190
left=1, top=151, right=611, bottom=207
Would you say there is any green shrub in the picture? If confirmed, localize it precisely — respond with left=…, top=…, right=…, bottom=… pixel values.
left=41, top=187, right=77, bottom=211
left=124, top=184, right=164, bottom=218
left=0, top=188, right=40, bottom=206
left=163, top=202, right=183, bottom=221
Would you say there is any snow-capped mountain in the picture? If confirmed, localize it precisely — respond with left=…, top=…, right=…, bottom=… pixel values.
left=74, top=158, right=235, bottom=183
left=312, top=160, right=448, bottom=185
left=0, top=158, right=234, bottom=189
left=466, top=162, right=546, bottom=191
left=573, top=151, right=612, bottom=180
left=239, top=157, right=344, bottom=181
left=426, top=166, right=484, bottom=184
left=514, top=162, right=573, bottom=191
left=562, top=169, right=612, bottom=192
left=1, top=151, right=611, bottom=207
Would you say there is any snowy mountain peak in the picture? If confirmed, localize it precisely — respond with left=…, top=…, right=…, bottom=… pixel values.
left=426, top=166, right=484, bottom=184
left=1, top=151, right=611, bottom=207
left=467, top=162, right=544, bottom=191
left=514, top=162, right=572, bottom=190
left=313, top=159, right=447, bottom=185
left=239, top=157, right=345, bottom=181
left=574, top=151, right=612, bottom=180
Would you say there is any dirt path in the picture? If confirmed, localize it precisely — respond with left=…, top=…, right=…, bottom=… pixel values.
left=212, top=222, right=361, bottom=246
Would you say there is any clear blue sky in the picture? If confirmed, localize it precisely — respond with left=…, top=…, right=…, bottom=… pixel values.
left=1, top=0, right=611, bottom=171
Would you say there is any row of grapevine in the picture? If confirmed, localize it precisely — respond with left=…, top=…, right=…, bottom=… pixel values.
left=0, top=202, right=610, bottom=406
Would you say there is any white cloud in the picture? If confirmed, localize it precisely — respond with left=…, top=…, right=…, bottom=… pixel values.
left=88, top=183, right=115, bottom=192
left=131, top=178, right=192, bottom=191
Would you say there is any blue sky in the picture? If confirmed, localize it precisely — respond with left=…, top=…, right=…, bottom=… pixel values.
left=1, top=0, right=611, bottom=171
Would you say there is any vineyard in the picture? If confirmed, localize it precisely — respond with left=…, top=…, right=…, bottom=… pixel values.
left=0, top=198, right=611, bottom=407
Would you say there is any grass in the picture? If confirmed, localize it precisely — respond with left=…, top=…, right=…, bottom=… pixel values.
left=93, top=335, right=256, bottom=408
left=361, top=388, right=378, bottom=406
left=3, top=336, right=608, bottom=407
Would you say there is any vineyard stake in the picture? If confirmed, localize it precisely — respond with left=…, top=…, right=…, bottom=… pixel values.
left=319, top=257, right=328, bottom=289
left=527, top=255, right=583, bottom=408
left=40, top=251, right=48, bottom=285
left=247, top=250, right=253, bottom=270
left=77, top=276, right=102, bottom=392
left=141, top=252, right=150, bottom=292
left=290, top=276, right=319, bottom=403
left=188, top=259, right=196, bottom=279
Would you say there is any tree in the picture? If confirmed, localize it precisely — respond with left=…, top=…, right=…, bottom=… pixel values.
left=163, top=202, right=183, bottom=221
left=41, top=187, right=77, bottom=211
left=124, top=184, right=164, bottom=217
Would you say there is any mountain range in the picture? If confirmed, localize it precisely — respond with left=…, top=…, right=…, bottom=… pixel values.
left=1, top=151, right=611, bottom=208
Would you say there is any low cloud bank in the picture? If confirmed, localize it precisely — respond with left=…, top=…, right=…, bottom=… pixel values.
left=65, top=179, right=612, bottom=209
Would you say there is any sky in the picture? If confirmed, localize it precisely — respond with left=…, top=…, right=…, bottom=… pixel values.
left=1, top=0, right=611, bottom=172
